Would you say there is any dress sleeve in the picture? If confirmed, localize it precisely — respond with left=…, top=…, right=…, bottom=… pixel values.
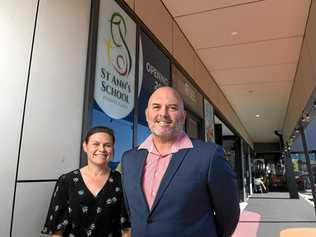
left=41, top=175, right=70, bottom=235
left=120, top=194, right=131, bottom=229
left=116, top=170, right=131, bottom=230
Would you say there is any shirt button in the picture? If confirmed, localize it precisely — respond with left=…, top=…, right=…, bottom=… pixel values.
left=154, top=173, right=158, bottom=177
left=152, top=192, right=156, bottom=196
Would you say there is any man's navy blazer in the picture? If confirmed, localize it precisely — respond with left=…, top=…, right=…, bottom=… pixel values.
left=121, top=139, right=240, bottom=237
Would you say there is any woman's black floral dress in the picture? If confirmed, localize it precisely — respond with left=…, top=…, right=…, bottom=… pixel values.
left=41, top=169, right=130, bottom=237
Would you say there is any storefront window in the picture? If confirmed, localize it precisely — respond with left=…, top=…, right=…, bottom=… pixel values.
left=88, top=0, right=137, bottom=164
left=90, top=102, right=133, bottom=162
left=204, top=99, right=215, bottom=142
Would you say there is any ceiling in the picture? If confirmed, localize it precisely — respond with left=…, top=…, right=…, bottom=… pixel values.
left=161, top=0, right=311, bottom=143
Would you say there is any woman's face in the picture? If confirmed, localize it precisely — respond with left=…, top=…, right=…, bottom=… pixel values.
left=83, top=132, right=114, bottom=166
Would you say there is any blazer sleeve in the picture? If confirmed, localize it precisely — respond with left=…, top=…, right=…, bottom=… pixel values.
left=120, top=151, right=131, bottom=218
left=208, top=146, right=240, bottom=237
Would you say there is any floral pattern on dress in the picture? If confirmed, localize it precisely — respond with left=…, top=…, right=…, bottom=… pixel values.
left=41, top=169, right=130, bottom=236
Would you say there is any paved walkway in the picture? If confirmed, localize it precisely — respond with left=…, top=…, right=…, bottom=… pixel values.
left=232, top=192, right=316, bottom=237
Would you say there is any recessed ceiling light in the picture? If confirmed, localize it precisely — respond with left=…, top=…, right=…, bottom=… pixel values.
left=231, top=31, right=238, bottom=36
left=255, top=114, right=260, bottom=118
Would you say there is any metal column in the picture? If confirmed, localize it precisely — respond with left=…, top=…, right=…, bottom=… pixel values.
left=240, top=140, right=247, bottom=201
left=284, top=149, right=299, bottom=199
left=299, top=122, right=316, bottom=215
left=248, top=147, right=253, bottom=195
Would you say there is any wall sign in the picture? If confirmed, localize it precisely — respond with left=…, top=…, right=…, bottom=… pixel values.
left=172, top=66, right=203, bottom=117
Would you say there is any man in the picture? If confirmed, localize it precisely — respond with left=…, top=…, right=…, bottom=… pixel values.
left=121, top=87, right=240, bottom=237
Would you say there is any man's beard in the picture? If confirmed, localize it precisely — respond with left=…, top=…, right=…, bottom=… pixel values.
left=149, top=119, right=184, bottom=140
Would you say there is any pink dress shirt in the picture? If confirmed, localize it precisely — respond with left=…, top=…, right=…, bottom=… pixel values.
left=138, top=132, right=193, bottom=209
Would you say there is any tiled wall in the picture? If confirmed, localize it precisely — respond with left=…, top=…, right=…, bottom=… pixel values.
left=0, top=0, right=90, bottom=235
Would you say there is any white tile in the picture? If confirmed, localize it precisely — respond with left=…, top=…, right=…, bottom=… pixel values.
left=12, top=182, right=56, bottom=237
left=17, top=0, right=91, bottom=180
left=0, top=0, right=37, bottom=235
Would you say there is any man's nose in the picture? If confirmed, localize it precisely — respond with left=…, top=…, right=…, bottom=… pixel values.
left=159, top=107, right=169, bottom=116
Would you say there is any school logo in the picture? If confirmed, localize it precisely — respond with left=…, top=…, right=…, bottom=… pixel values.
left=106, top=12, right=132, bottom=77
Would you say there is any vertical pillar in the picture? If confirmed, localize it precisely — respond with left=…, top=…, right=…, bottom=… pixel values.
left=275, top=130, right=298, bottom=199
left=299, top=122, right=316, bottom=215
left=240, top=140, right=246, bottom=201
left=248, top=148, right=253, bottom=195
left=284, top=150, right=299, bottom=199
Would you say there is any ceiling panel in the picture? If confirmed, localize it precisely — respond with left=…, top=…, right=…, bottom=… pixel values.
left=213, top=63, right=296, bottom=86
left=174, top=0, right=310, bottom=49
left=161, top=0, right=311, bottom=143
left=198, top=37, right=302, bottom=70
left=161, top=0, right=259, bottom=17
left=222, top=81, right=292, bottom=142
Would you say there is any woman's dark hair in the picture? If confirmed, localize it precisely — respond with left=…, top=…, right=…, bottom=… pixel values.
left=84, top=126, right=115, bottom=144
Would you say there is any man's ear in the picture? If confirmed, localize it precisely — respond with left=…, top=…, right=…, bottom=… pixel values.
left=182, top=110, right=187, bottom=120
left=82, top=142, right=87, bottom=153
left=145, top=108, right=148, bottom=121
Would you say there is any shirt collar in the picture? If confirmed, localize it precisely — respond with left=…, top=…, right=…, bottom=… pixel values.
left=138, top=131, right=193, bottom=154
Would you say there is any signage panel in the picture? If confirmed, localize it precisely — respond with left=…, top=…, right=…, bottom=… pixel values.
left=94, top=0, right=137, bottom=119
left=172, top=66, right=203, bottom=117
left=137, top=30, right=171, bottom=125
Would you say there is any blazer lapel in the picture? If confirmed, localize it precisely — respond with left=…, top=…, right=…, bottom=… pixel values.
left=135, top=149, right=150, bottom=212
left=149, top=148, right=190, bottom=214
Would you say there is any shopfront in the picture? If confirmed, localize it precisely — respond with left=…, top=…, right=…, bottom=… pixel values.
left=81, top=0, right=219, bottom=165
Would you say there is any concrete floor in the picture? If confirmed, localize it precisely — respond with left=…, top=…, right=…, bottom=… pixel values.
left=233, top=192, right=316, bottom=237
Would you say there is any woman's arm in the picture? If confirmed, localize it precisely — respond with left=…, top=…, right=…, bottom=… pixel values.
left=50, top=230, right=63, bottom=237
left=122, top=228, right=131, bottom=237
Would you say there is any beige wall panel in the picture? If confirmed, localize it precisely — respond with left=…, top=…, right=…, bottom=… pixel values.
left=193, top=56, right=221, bottom=105
left=305, top=1, right=316, bottom=75
left=298, top=43, right=316, bottom=102
left=135, top=0, right=173, bottom=52
left=283, top=78, right=303, bottom=141
left=193, top=56, right=253, bottom=145
left=283, top=42, right=316, bottom=141
left=173, top=22, right=195, bottom=77
left=123, top=0, right=134, bottom=10
left=284, top=1, right=316, bottom=141
left=216, top=89, right=253, bottom=145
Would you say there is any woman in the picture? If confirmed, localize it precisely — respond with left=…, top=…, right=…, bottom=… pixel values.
left=41, top=126, right=131, bottom=237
